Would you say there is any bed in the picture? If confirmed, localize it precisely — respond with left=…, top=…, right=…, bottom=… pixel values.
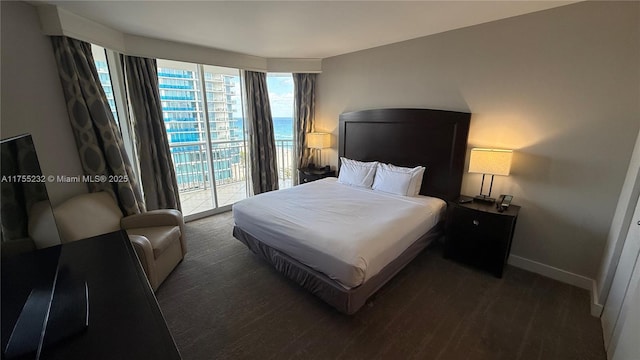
left=233, top=108, right=470, bottom=314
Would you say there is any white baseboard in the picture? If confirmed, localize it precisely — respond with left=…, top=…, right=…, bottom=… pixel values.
left=508, top=254, right=593, bottom=290
left=508, top=255, right=603, bottom=317
left=591, top=280, right=604, bottom=317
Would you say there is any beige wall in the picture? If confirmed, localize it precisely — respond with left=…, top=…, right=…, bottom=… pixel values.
left=1, top=1, right=87, bottom=205
left=316, top=1, right=640, bottom=278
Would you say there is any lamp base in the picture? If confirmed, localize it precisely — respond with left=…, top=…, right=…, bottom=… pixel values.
left=474, top=195, right=496, bottom=203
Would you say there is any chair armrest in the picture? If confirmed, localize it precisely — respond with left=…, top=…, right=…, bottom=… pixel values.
left=121, top=209, right=184, bottom=230
left=128, top=234, right=158, bottom=290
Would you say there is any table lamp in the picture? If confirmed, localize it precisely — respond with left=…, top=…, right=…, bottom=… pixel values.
left=468, top=148, right=513, bottom=202
left=306, top=132, right=330, bottom=168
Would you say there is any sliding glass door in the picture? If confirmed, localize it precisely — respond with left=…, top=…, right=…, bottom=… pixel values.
left=156, top=60, right=247, bottom=218
left=202, top=65, right=247, bottom=208
left=92, top=48, right=296, bottom=219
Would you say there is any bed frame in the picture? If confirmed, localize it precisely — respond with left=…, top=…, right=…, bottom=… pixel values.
left=234, top=108, right=470, bottom=314
left=339, top=108, right=470, bottom=201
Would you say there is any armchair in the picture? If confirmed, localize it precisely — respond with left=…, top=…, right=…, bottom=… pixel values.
left=53, top=192, right=186, bottom=291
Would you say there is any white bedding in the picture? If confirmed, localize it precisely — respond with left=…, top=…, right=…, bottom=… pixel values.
left=232, top=178, right=446, bottom=289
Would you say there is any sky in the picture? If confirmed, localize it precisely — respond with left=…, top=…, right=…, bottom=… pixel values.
left=266, top=74, right=294, bottom=118
left=233, top=74, right=293, bottom=119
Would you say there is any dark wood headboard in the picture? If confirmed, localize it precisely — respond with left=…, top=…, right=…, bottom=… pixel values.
left=338, top=108, right=471, bottom=201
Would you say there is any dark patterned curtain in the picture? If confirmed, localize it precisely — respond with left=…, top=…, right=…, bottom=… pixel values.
left=123, top=55, right=181, bottom=211
left=293, top=73, right=317, bottom=177
left=243, top=71, right=279, bottom=194
left=50, top=36, right=145, bottom=215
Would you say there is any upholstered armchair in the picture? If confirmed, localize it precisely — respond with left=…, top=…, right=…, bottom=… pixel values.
left=53, top=192, right=186, bottom=291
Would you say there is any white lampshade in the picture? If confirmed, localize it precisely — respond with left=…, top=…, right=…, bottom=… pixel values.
left=468, top=148, right=513, bottom=176
left=307, top=132, right=331, bottom=149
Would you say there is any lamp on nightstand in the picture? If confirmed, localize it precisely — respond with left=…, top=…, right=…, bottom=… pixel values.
left=468, top=148, right=513, bottom=203
left=306, top=132, right=331, bottom=168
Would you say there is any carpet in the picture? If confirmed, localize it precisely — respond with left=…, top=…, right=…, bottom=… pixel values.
left=156, top=211, right=605, bottom=360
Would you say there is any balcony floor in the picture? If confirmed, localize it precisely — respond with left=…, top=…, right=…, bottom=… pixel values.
left=179, top=179, right=292, bottom=217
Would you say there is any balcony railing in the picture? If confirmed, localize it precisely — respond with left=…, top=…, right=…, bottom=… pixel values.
left=159, top=84, right=192, bottom=90
left=275, top=139, right=294, bottom=183
left=169, top=139, right=294, bottom=194
left=162, top=95, right=196, bottom=101
left=158, top=72, right=194, bottom=79
left=164, top=107, right=197, bottom=112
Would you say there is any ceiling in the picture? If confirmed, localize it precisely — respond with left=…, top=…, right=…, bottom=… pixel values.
left=39, top=1, right=576, bottom=59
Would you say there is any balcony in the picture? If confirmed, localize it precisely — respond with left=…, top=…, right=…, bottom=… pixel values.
left=170, top=139, right=294, bottom=216
left=158, top=72, right=194, bottom=79
left=164, top=117, right=197, bottom=122
left=164, top=107, right=197, bottom=112
left=162, top=96, right=196, bottom=101
left=206, top=86, right=225, bottom=92
left=204, top=74, right=224, bottom=82
left=159, top=84, right=192, bottom=90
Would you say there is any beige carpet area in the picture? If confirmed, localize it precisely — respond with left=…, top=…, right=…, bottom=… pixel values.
left=155, top=211, right=605, bottom=360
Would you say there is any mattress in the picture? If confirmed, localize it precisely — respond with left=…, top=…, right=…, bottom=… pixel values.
left=232, top=178, right=446, bottom=288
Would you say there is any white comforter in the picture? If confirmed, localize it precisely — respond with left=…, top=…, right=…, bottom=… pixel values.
left=232, top=178, right=445, bottom=289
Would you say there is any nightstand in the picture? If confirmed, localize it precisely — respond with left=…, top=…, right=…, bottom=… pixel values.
left=298, top=167, right=336, bottom=184
left=444, top=197, right=520, bottom=278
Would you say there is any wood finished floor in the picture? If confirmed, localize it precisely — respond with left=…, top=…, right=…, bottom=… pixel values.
left=156, top=211, right=605, bottom=360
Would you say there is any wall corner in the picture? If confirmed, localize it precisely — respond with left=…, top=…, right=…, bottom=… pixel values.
left=591, top=279, right=604, bottom=317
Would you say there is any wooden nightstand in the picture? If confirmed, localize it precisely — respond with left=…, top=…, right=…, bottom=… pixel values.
left=444, top=197, right=520, bottom=278
left=298, top=167, right=336, bottom=184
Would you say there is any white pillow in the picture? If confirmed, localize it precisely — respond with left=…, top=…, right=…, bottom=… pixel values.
left=337, top=157, right=378, bottom=188
left=372, top=163, right=426, bottom=196
left=390, top=163, right=426, bottom=196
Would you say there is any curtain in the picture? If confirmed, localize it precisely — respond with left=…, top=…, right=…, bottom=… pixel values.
left=293, top=73, right=317, bottom=176
left=123, top=55, right=181, bottom=211
left=243, top=71, right=279, bottom=194
left=50, top=36, right=144, bottom=215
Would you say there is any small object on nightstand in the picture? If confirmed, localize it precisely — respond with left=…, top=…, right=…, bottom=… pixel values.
left=458, top=195, right=473, bottom=204
left=444, top=196, right=520, bottom=278
left=298, top=167, right=336, bottom=184
left=496, top=194, right=513, bottom=213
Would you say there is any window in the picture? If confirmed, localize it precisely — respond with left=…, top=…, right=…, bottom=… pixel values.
left=89, top=46, right=297, bottom=218
left=266, top=73, right=295, bottom=189
left=91, top=45, right=119, bottom=124
left=90, top=44, right=138, bottom=179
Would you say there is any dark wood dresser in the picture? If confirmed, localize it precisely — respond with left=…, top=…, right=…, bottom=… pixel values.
left=1, top=230, right=181, bottom=360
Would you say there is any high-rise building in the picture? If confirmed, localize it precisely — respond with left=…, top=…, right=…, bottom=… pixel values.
left=93, top=59, right=118, bottom=123
left=156, top=62, right=241, bottom=186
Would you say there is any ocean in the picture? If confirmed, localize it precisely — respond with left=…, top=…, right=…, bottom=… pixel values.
left=231, top=117, right=293, bottom=140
